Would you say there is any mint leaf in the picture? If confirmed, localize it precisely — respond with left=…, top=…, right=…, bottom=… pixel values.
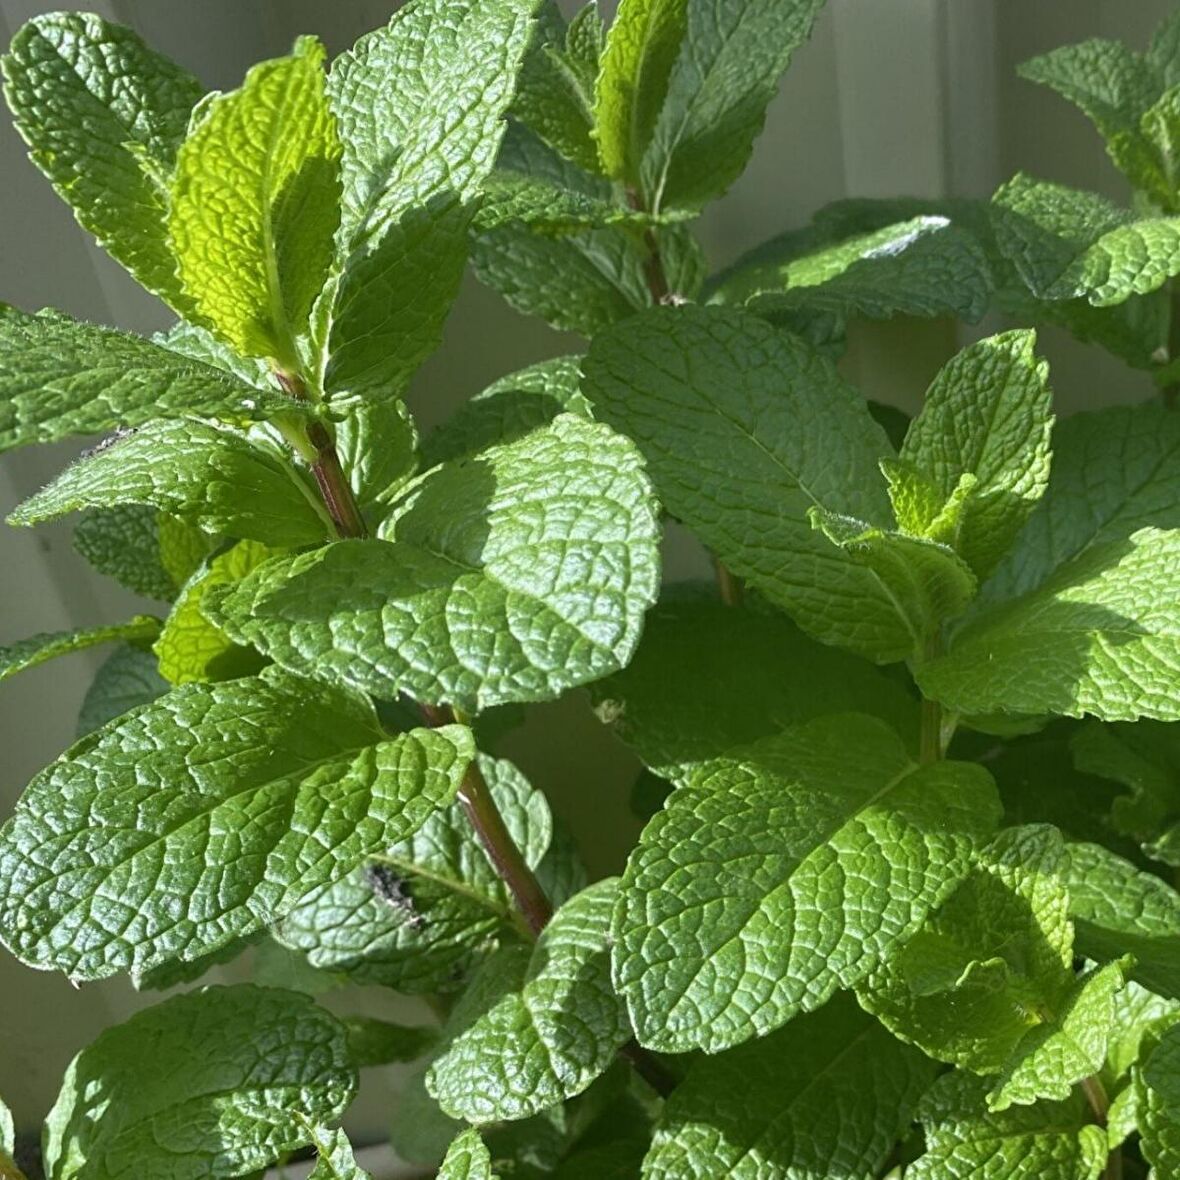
left=908, top=1071, right=1107, bottom=1180
left=640, top=0, right=826, bottom=210
left=982, top=402, right=1180, bottom=606
left=428, top=880, right=630, bottom=1122
left=918, top=527, right=1180, bottom=722
left=439, top=1129, right=498, bottom=1180
left=899, top=330, right=1053, bottom=577
left=590, top=597, right=919, bottom=777
left=1139, top=1023, right=1180, bottom=1175
left=170, top=38, right=340, bottom=365
left=275, top=754, right=550, bottom=993
left=0, top=669, right=473, bottom=979
left=713, top=216, right=992, bottom=323
left=323, top=0, right=535, bottom=401
left=343, top=1016, right=437, bottom=1068
left=593, top=0, right=688, bottom=189
left=76, top=645, right=168, bottom=737
left=1, top=13, right=202, bottom=308
left=8, top=419, right=332, bottom=548
left=582, top=305, right=925, bottom=661
left=643, top=994, right=934, bottom=1180
left=154, top=540, right=277, bottom=685
left=303, top=1125, right=372, bottom=1180
left=208, top=415, right=660, bottom=712
left=993, top=173, right=1180, bottom=306
left=613, top=713, right=1000, bottom=1052
left=335, top=398, right=418, bottom=512
left=1072, top=720, right=1180, bottom=865
left=859, top=825, right=1074, bottom=1078
left=1, top=617, right=159, bottom=685
left=42, top=985, right=355, bottom=1180
left=422, top=356, right=588, bottom=467
left=0, top=308, right=302, bottom=453
left=74, top=507, right=181, bottom=601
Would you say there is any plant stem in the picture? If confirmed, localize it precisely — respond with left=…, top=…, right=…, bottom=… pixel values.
left=274, top=370, right=368, bottom=539
left=918, top=632, right=945, bottom=764
left=418, top=700, right=677, bottom=1097
left=627, top=188, right=680, bottom=307
left=714, top=556, right=744, bottom=607
left=1165, top=279, right=1180, bottom=411
left=1080, top=1074, right=1121, bottom=1180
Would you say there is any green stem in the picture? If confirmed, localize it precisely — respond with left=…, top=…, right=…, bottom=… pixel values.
left=1165, top=279, right=1180, bottom=411
left=1080, top=1074, right=1121, bottom=1180
left=274, top=369, right=368, bottom=539
left=919, top=633, right=944, bottom=764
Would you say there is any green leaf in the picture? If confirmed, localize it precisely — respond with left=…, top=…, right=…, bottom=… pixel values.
left=154, top=540, right=277, bottom=685
left=323, top=0, right=536, bottom=401
left=639, top=0, right=826, bottom=210
left=344, top=1016, right=437, bottom=1069
left=1072, top=720, right=1180, bottom=865
left=303, top=1125, right=372, bottom=1180
left=1139, top=1022, right=1180, bottom=1175
left=0, top=668, right=473, bottom=980
left=858, top=825, right=1074, bottom=1079
left=422, top=356, right=589, bottom=467
left=993, top=173, right=1180, bottom=306
left=907, top=1071, right=1107, bottom=1180
left=582, top=305, right=924, bottom=662
left=1, top=13, right=203, bottom=308
left=8, top=419, right=332, bottom=548
left=474, top=170, right=675, bottom=232
left=590, top=597, right=919, bottom=778
left=428, top=879, right=630, bottom=1122
left=439, top=1129, right=498, bottom=1180
left=713, top=216, right=993, bottom=323
left=0, top=617, right=159, bottom=685
left=158, top=511, right=220, bottom=588
left=593, top=0, right=688, bottom=188
left=170, top=37, right=340, bottom=365
left=334, top=398, right=418, bottom=513
left=982, top=402, right=1180, bottom=606
left=643, top=994, right=934, bottom=1180
left=74, top=507, right=179, bottom=602
left=0, top=308, right=304, bottom=454
left=917, top=526, right=1180, bottom=723
left=898, top=330, right=1053, bottom=578
left=513, top=2, right=602, bottom=174
left=208, top=415, right=660, bottom=712
left=613, top=712, right=1000, bottom=1053
left=76, top=644, right=168, bottom=737
left=42, top=984, right=356, bottom=1180
left=275, top=754, right=550, bottom=993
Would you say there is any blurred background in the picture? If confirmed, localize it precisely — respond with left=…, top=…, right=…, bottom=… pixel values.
left=0, top=0, right=1173, bottom=1157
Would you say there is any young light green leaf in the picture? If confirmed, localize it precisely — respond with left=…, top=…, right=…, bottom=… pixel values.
left=582, top=305, right=923, bottom=662
left=208, top=415, right=660, bottom=712
left=303, top=1125, right=372, bottom=1180
left=422, top=356, right=588, bottom=467
left=1072, top=720, right=1180, bottom=866
left=439, top=1129, right=498, bottom=1180
left=0, top=308, right=303, bottom=454
left=899, top=330, right=1053, bottom=577
left=590, top=597, right=919, bottom=778
left=154, top=540, right=277, bottom=685
left=1, top=616, right=159, bottom=686
left=908, top=1071, right=1107, bottom=1180
left=8, top=419, right=332, bottom=548
left=275, top=755, right=550, bottom=993
left=429, top=880, right=630, bottom=1122
left=170, top=37, right=341, bottom=365
left=918, top=527, right=1180, bottom=723
left=42, top=985, right=356, bottom=1180
left=1, top=13, right=202, bottom=308
left=76, top=645, right=168, bottom=737
left=323, top=0, right=536, bottom=401
left=639, top=0, right=827, bottom=210
left=713, top=216, right=992, bottom=323
left=74, top=506, right=185, bottom=602
left=645, top=995, right=931, bottom=1179
left=988, top=959, right=1128, bottom=1111
left=1139, top=1022, right=1180, bottom=1175
left=993, top=173, right=1180, bottom=306
left=0, top=668, right=473, bottom=980
left=613, top=712, right=1001, bottom=1053
left=982, top=402, right=1180, bottom=607
left=593, top=0, right=688, bottom=188
left=858, top=825, right=1073, bottom=1078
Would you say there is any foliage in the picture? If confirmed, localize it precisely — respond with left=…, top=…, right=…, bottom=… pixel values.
left=0, top=2, right=1178, bottom=1177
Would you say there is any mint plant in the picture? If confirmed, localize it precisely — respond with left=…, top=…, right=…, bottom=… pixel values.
left=0, top=2, right=1179, bottom=1178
